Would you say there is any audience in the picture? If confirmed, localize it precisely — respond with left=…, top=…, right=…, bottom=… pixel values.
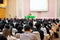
left=0, top=18, right=60, bottom=40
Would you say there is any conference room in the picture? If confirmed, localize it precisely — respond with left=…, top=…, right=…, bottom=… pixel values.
left=0, top=0, right=60, bottom=40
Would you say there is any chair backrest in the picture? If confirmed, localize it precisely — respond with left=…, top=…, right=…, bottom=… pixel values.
left=33, top=31, right=40, bottom=40
left=16, top=33, right=20, bottom=39
left=7, top=36, right=16, bottom=40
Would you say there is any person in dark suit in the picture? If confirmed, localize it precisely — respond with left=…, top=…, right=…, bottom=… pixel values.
left=29, top=20, right=33, bottom=29
left=0, top=34, right=7, bottom=40
left=16, top=25, right=24, bottom=34
left=35, top=21, right=44, bottom=40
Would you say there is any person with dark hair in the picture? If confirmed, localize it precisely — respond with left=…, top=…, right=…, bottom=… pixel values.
left=3, top=26, right=17, bottom=40
left=55, top=18, right=60, bottom=32
left=3, top=23, right=13, bottom=35
left=0, top=34, right=7, bottom=40
left=20, top=25, right=38, bottom=40
left=52, top=19, right=59, bottom=38
left=24, top=25, right=31, bottom=31
left=35, top=22, right=41, bottom=31
left=35, top=22, right=44, bottom=40
left=29, top=20, right=33, bottom=29
left=3, top=29, right=10, bottom=38
left=4, top=24, right=10, bottom=29
left=0, top=18, right=3, bottom=31
left=16, top=25, right=24, bottom=34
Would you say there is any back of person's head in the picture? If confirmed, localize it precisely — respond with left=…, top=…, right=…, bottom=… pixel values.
left=56, top=18, right=59, bottom=23
left=42, top=22, right=48, bottom=27
left=35, top=22, right=41, bottom=30
left=0, top=34, right=7, bottom=40
left=24, top=25, right=31, bottom=31
left=4, top=24, right=10, bottom=29
left=29, top=20, right=33, bottom=28
left=3, top=29, right=10, bottom=37
left=52, top=19, right=57, bottom=25
left=17, top=25, right=23, bottom=31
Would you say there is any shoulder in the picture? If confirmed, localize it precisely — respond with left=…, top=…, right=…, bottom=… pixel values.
left=0, top=34, right=7, bottom=40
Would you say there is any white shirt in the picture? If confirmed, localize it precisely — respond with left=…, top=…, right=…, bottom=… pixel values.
left=20, top=32, right=39, bottom=40
left=40, top=27, right=47, bottom=35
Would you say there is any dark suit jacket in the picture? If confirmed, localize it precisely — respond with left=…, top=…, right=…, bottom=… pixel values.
left=0, top=34, right=7, bottom=40
left=39, top=30, right=44, bottom=40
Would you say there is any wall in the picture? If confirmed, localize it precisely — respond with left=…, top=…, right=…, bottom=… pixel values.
left=16, top=0, right=23, bottom=18
left=5, top=0, right=57, bottom=18
left=23, top=0, right=57, bottom=18
left=57, top=0, right=60, bottom=17
left=6, top=0, right=16, bottom=18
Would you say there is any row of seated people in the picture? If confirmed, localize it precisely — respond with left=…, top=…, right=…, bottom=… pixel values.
left=0, top=18, right=60, bottom=31
left=0, top=18, right=60, bottom=40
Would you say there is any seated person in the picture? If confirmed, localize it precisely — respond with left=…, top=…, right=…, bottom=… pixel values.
left=16, top=25, right=24, bottom=34
left=35, top=22, right=44, bottom=40
left=3, top=27, right=17, bottom=40
left=3, top=27, right=10, bottom=38
left=3, top=29, right=12, bottom=40
left=3, top=25, right=17, bottom=40
left=20, top=25, right=38, bottom=40
left=0, top=34, right=7, bottom=40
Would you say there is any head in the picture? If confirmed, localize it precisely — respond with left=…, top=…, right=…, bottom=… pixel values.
left=24, top=25, right=32, bottom=32
left=52, top=19, right=57, bottom=25
left=3, top=29, right=10, bottom=37
left=51, top=23, right=56, bottom=26
left=17, top=25, right=23, bottom=31
left=4, top=24, right=10, bottom=29
left=29, top=21, right=33, bottom=28
left=35, top=22, right=41, bottom=30
left=56, top=18, right=59, bottom=23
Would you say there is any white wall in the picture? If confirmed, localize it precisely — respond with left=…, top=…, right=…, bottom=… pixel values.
left=57, top=0, right=60, bottom=17
left=6, top=0, right=16, bottom=18
left=16, top=0, right=23, bottom=18
left=5, top=0, right=58, bottom=18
